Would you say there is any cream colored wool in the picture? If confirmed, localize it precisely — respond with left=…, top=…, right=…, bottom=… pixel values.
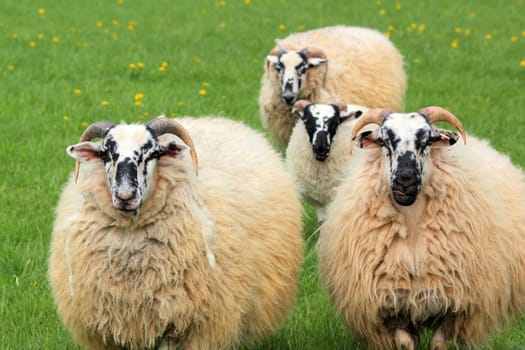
left=259, top=25, right=406, bottom=147
left=318, top=136, right=525, bottom=349
left=49, top=117, right=304, bottom=350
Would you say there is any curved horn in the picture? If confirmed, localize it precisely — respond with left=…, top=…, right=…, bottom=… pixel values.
left=74, top=121, right=115, bottom=184
left=418, top=106, right=467, bottom=144
left=292, top=99, right=311, bottom=115
left=147, top=117, right=199, bottom=176
left=301, top=46, right=327, bottom=59
left=349, top=109, right=391, bottom=154
left=268, top=46, right=286, bottom=56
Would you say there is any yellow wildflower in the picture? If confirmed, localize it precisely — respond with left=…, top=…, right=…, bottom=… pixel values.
left=511, top=36, right=518, bottom=42
left=81, top=122, right=89, bottom=127
left=279, top=24, right=286, bottom=31
left=202, top=82, right=209, bottom=87
left=134, top=100, right=143, bottom=107
left=101, top=100, right=110, bottom=106
left=418, top=24, right=425, bottom=32
left=244, top=0, right=251, bottom=4
left=74, top=89, right=82, bottom=95
left=451, top=39, right=458, bottom=48
left=395, top=3, right=401, bottom=10
left=520, top=60, right=525, bottom=67
left=137, top=62, right=144, bottom=68
left=38, top=8, right=45, bottom=15
left=7, top=65, right=15, bottom=70
left=52, top=36, right=60, bottom=43
left=63, top=116, right=70, bottom=121
left=29, top=41, right=36, bottom=47
left=129, top=63, right=136, bottom=69
left=199, top=89, right=207, bottom=96
left=96, top=21, right=103, bottom=28
left=135, top=93, right=144, bottom=100
left=485, top=33, right=493, bottom=40
left=379, top=9, right=386, bottom=15
left=178, top=101, right=184, bottom=107
left=37, top=33, right=45, bottom=40
left=111, top=19, right=120, bottom=25
left=455, top=27, right=462, bottom=33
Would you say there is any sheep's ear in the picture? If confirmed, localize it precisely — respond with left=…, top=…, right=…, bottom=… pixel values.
left=66, top=142, right=101, bottom=162
left=292, top=99, right=310, bottom=119
left=266, top=55, right=279, bottom=64
left=352, top=130, right=382, bottom=150
left=340, top=110, right=363, bottom=122
left=307, top=57, right=327, bottom=67
left=430, top=128, right=460, bottom=147
left=159, top=139, right=190, bottom=160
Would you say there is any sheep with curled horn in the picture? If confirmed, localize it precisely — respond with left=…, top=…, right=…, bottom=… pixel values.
left=49, top=115, right=303, bottom=350
left=318, top=106, right=525, bottom=349
left=259, top=25, right=406, bottom=148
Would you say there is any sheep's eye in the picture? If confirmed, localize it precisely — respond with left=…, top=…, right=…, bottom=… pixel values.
left=99, top=149, right=110, bottom=162
left=297, top=67, right=307, bottom=75
left=275, top=63, right=283, bottom=72
left=375, top=137, right=385, bottom=146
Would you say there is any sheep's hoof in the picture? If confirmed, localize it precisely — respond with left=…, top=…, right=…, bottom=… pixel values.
left=394, top=328, right=415, bottom=350
left=430, top=328, right=447, bottom=350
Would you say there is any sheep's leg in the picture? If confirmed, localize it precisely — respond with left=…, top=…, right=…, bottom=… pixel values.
left=158, top=337, right=184, bottom=350
left=429, top=327, right=446, bottom=350
left=429, top=314, right=460, bottom=350
left=394, top=328, right=416, bottom=350
left=315, top=205, right=328, bottom=225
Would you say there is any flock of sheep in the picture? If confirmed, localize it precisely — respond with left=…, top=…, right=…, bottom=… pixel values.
left=48, top=25, right=525, bottom=350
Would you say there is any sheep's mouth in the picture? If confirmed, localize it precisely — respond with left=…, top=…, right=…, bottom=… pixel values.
left=391, top=188, right=418, bottom=206
left=117, top=208, right=139, bottom=217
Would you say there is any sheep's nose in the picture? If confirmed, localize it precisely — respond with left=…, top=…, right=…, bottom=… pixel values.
left=282, top=93, right=296, bottom=105
left=116, top=191, right=136, bottom=202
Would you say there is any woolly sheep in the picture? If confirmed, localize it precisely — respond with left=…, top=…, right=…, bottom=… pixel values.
left=48, top=116, right=303, bottom=350
left=318, top=106, right=525, bottom=349
left=259, top=25, right=406, bottom=147
left=285, top=99, right=367, bottom=223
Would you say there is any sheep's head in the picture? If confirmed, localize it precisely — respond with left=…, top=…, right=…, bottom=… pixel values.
left=292, top=99, right=363, bottom=161
left=266, top=46, right=327, bottom=105
left=66, top=117, right=198, bottom=216
left=351, top=106, right=466, bottom=206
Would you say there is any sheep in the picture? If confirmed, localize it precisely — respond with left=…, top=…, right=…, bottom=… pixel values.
left=48, top=116, right=304, bottom=350
left=285, top=99, right=367, bottom=223
left=317, top=106, right=525, bottom=350
left=258, top=25, right=406, bottom=148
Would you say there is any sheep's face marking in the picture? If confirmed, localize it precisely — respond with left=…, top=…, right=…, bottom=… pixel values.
left=67, top=124, right=190, bottom=217
left=377, top=113, right=435, bottom=206
left=299, top=104, right=346, bottom=161
left=267, top=50, right=326, bottom=106
left=98, top=125, right=161, bottom=215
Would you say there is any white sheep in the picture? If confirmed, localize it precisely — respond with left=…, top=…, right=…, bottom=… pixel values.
left=285, top=99, right=367, bottom=223
left=318, top=106, right=525, bottom=350
left=259, top=25, right=406, bottom=147
left=48, top=116, right=304, bottom=350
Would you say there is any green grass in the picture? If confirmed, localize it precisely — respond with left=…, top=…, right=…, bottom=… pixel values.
left=1, top=0, right=525, bottom=349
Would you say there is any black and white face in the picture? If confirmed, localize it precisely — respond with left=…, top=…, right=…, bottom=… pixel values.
left=98, top=125, right=161, bottom=215
left=67, top=124, right=189, bottom=216
left=298, top=104, right=347, bottom=161
left=374, top=113, right=438, bottom=206
left=267, top=50, right=327, bottom=106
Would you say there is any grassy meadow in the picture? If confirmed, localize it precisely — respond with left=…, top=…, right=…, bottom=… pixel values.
left=1, top=0, right=525, bottom=348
